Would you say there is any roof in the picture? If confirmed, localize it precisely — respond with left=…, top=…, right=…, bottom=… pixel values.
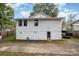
left=15, top=17, right=64, bottom=20
left=15, top=12, right=64, bottom=20
left=72, top=19, right=79, bottom=24
left=30, top=12, right=53, bottom=18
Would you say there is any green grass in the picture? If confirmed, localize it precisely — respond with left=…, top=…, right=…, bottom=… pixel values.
left=0, top=51, right=78, bottom=56
left=0, top=51, right=63, bottom=56
left=1, top=35, right=79, bottom=44
left=61, top=38, right=79, bottom=42
left=4, top=36, right=15, bottom=40
left=1, top=35, right=16, bottom=42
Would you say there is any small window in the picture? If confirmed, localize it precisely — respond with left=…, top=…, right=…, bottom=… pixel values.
left=19, top=20, right=22, bottom=26
left=34, top=19, right=38, bottom=26
left=24, top=20, right=27, bottom=26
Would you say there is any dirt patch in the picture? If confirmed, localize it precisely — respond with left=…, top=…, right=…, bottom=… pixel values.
left=0, top=41, right=79, bottom=55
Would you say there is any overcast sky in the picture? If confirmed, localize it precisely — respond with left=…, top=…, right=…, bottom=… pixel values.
left=6, top=3, right=79, bottom=21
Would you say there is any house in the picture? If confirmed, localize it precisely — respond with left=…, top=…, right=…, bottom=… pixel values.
left=15, top=12, right=63, bottom=40
left=73, top=19, right=79, bottom=38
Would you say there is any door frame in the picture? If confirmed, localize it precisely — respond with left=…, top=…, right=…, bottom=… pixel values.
left=47, top=31, right=51, bottom=40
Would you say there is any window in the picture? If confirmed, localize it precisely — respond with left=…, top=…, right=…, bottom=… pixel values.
left=34, top=19, right=38, bottom=26
left=19, top=20, right=22, bottom=26
left=24, top=20, right=27, bottom=26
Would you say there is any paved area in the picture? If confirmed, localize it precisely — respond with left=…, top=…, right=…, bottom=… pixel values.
left=0, top=41, right=79, bottom=55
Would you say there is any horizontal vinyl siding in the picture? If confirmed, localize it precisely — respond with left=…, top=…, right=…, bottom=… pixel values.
left=73, top=24, right=79, bottom=31
left=51, top=31, right=62, bottom=40
left=16, top=19, right=62, bottom=40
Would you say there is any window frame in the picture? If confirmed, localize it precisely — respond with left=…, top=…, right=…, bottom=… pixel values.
left=24, top=20, right=27, bottom=26
left=19, top=20, right=22, bottom=26
left=34, top=19, right=38, bottom=26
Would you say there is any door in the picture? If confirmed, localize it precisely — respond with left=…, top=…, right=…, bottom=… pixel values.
left=47, top=32, right=51, bottom=40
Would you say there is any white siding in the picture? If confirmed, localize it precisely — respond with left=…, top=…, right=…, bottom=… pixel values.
left=73, top=21, right=79, bottom=31
left=73, top=24, right=79, bottom=31
left=16, top=19, right=62, bottom=40
left=51, top=31, right=62, bottom=40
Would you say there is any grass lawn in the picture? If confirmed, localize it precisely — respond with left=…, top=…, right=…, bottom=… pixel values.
left=1, top=36, right=79, bottom=42
left=61, top=38, right=79, bottom=42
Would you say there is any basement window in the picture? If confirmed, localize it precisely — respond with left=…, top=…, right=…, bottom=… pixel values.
left=24, top=20, right=27, bottom=26
left=19, top=20, right=22, bottom=26
left=34, top=19, right=38, bottom=26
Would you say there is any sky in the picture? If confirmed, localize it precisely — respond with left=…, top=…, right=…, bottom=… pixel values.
left=6, top=3, right=79, bottom=21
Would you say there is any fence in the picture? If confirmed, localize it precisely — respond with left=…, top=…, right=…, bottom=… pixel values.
left=0, top=30, right=15, bottom=39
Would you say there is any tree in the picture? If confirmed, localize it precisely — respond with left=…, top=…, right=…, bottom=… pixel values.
left=62, top=18, right=66, bottom=31
left=30, top=3, right=58, bottom=17
left=0, top=3, right=14, bottom=31
left=66, top=13, right=77, bottom=33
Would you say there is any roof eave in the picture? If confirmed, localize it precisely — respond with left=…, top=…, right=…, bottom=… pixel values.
left=15, top=17, right=64, bottom=20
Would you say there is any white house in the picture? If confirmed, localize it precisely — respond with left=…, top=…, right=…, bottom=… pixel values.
left=73, top=20, right=79, bottom=31
left=15, top=12, right=63, bottom=40
left=73, top=20, right=79, bottom=37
